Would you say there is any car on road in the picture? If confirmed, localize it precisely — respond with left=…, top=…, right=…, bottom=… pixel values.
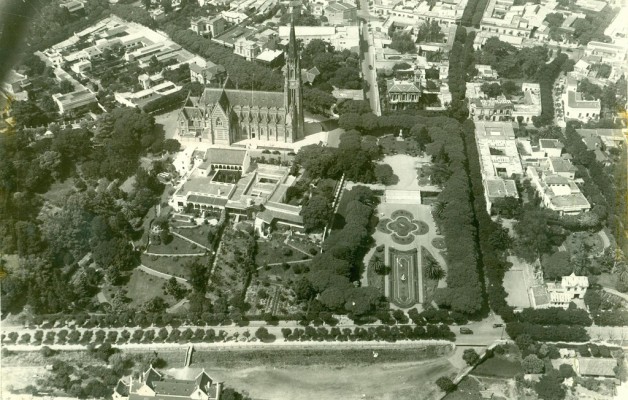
left=459, top=327, right=473, bottom=334
left=493, top=324, right=504, bottom=328
left=369, top=65, right=373, bottom=70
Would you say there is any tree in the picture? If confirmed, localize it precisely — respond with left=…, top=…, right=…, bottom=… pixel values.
left=374, top=164, right=396, bottom=185
left=435, top=376, right=456, bottom=393
left=255, top=327, right=269, bottom=341
left=58, top=80, right=74, bottom=94
left=416, top=21, right=444, bottom=43
left=390, top=32, right=416, bottom=54
left=534, top=370, right=566, bottom=400
left=463, top=349, right=480, bottom=366
left=424, top=257, right=445, bottom=280
left=301, top=195, right=331, bottom=232
left=40, top=346, right=55, bottom=357
left=163, top=139, right=181, bottom=153
left=481, top=82, right=503, bottom=98
left=522, top=354, right=544, bottom=373
left=541, top=251, right=573, bottom=280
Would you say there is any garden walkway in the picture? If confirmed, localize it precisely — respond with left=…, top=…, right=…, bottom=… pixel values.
left=171, top=231, right=211, bottom=251
left=137, top=264, right=191, bottom=288
left=144, top=252, right=205, bottom=257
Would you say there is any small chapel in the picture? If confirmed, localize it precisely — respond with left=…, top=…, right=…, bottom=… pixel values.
left=176, top=19, right=305, bottom=145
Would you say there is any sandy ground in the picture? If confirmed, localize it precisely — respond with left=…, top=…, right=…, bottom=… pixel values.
left=1, top=366, right=47, bottom=397
left=167, top=358, right=455, bottom=400
left=381, top=154, right=425, bottom=191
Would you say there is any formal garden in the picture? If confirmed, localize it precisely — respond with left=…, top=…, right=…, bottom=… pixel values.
left=379, top=134, right=422, bottom=156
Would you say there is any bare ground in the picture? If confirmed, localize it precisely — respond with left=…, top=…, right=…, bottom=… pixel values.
left=167, top=358, right=456, bottom=400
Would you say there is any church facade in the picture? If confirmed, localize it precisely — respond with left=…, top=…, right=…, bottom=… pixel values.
left=177, top=22, right=304, bottom=145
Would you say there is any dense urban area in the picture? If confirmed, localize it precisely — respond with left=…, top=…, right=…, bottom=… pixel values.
left=0, top=0, right=627, bottom=399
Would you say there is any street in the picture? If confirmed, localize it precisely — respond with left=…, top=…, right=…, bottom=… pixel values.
left=358, top=0, right=382, bottom=116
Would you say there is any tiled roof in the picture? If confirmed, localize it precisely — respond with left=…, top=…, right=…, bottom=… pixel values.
left=186, top=195, right=229, bottom=207
left=153, top=381, right=196, bottom=397
left=566, top=90, right=600, bottom=109
left=386, top=80, right=420, bottom=93
left=577, top=357, right=617, bottom=377
left=539, top=139, right=563, bottom=149
left=199, top=88, right=285, bottom=109
left=549, top=157, right=577, bottom=173
left=205, top=148, right=247, bottom=165
left=326, top=2, right=356, bottom=12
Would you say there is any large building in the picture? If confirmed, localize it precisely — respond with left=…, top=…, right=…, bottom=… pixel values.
left=277, top=25, right=360, bottom=51
left=177, top=21, right=304, bottom=145
left=113, top=366, right=222, bottom=400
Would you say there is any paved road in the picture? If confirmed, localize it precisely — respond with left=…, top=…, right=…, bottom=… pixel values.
left=358, top=0, right=381, bottom=116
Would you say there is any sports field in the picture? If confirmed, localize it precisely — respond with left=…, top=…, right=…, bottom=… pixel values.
left=388, top=247, right=421, bottom=307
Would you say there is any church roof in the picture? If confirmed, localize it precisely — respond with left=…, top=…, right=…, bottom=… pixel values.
left=199, top=88, right=285, bottom=109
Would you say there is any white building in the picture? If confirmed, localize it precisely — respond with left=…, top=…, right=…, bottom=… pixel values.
left=52, top=89, right=98, bottom=114
left=562, top=77, right=600, bottom=123
left=546, top=273, right=589, bottom=308
left=277, top=25, right=360, bottom=51
left=474, top=121, right=523, bottom=213
left=526, top=157, right=590, bottom=215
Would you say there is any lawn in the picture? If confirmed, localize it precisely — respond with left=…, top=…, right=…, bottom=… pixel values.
left=596, top=273, right=618, bottom=290
left=121, top=268, right=178, bottom=308
left=255, top=234, right=310, bottom=267
left=174, top=224, right=218, bottom=248
left=147, top=236, right=205, bottom=255
left=41, top=178, right=75, bottom=207
left=471, top=357, right=523, bottom=378
left=140, top=254, right=209, bottom=280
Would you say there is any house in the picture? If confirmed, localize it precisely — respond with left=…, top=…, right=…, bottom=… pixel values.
left=545, top=273, right=589, bottom=307
left=526, top=161, right=590, bottom=215
left=52, top=89, right=98, bottom=114
left=574, top=357, right=617, bottom=378
left=470, top=98, right=514, bottom=121
left=562, top=77, right=600, bottom=122
left=538, top=139, right=564, bottom=158
left=386, top=79, right=421, bottom=110
left=234, top=36, right=261, bottom=61
left=256, top=50, right=284, bottom=68
left=324, top=2, right=357, bottom=25
left=113, top=366, right=223, bottom=400
left=189, top=59, right=226, bottom=86
left=190, top=16, right=227, bottom=37
left=512, top=83, right=541, bottom=124
left=60, top=0, right=86, bottom=14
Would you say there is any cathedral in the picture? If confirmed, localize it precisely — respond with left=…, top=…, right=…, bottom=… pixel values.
left=177, top=21, right=305, bottom=145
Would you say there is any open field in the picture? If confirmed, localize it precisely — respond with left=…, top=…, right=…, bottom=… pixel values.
left=167, top=346, right=455, bottom=400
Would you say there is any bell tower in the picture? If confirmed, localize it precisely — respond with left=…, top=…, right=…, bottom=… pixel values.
left=284, top=15, right=304, bottom=141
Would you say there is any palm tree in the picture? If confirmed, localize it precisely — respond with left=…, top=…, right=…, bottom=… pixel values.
left=425, top=258, right=445, bottom=280
left=432, top=201, right=446, bottom=220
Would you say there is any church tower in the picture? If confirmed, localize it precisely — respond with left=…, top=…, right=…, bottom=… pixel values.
left=284, top=15, right=304, bottom=141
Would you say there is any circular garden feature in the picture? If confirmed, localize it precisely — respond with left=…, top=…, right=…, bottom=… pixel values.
left=432, top=237, right=446, bottom=249
left=377, top=209, right=429, bottom=245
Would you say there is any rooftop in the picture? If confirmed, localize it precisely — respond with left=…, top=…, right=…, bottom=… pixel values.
left=577, top=357, right=617, bottom=377
left=549, top=157, right=577, bottom=173
left=205, top=148, right=248, bottom=166
left=565, top=91, right=601, bottom=109
left=326, top=2, right=356, bottom=12
left=485, top=179, right=518, bottom=198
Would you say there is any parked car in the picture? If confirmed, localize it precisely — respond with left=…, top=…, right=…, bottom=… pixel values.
left=459, top=327, right=473, bottom=334
left=493, top=323, right=504, bottom=328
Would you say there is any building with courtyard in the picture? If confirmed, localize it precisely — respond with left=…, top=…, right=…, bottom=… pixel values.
left=562, top=77, right=601, bottom=123
left=474, top=122, right=523, bottom=213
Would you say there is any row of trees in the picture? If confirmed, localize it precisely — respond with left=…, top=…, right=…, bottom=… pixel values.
left=516, top=306, right=592, bottom=327
left=534, top=52, right=572, bottom=127
left=447, top=27, right=475, bottom=121
left=461, top=0, right=490, bottom=27
left=506, top=322, right=590, bottom=342
left=280, top=324, right=455, bottom=342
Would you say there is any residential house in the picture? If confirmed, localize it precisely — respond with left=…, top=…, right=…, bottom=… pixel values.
left=484, top=178, right=519, bottom=214
left=277, top=26, right=360, bottom=51
left=470, top=98, right=514, bottom=121
left=512, top=83, right=541, bottom=124
left=113, top=366, right=223, bottom=400
left=189, top=59, right=226, bottom=86
left=190, top=15, right=227, bottom=37
left=234, top=36, right=261, bottom=61
left=1, top=70, right=30, bottom=100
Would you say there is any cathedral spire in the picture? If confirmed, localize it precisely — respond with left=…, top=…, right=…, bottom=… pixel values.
left=288, top=12, right=297, bottom=59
